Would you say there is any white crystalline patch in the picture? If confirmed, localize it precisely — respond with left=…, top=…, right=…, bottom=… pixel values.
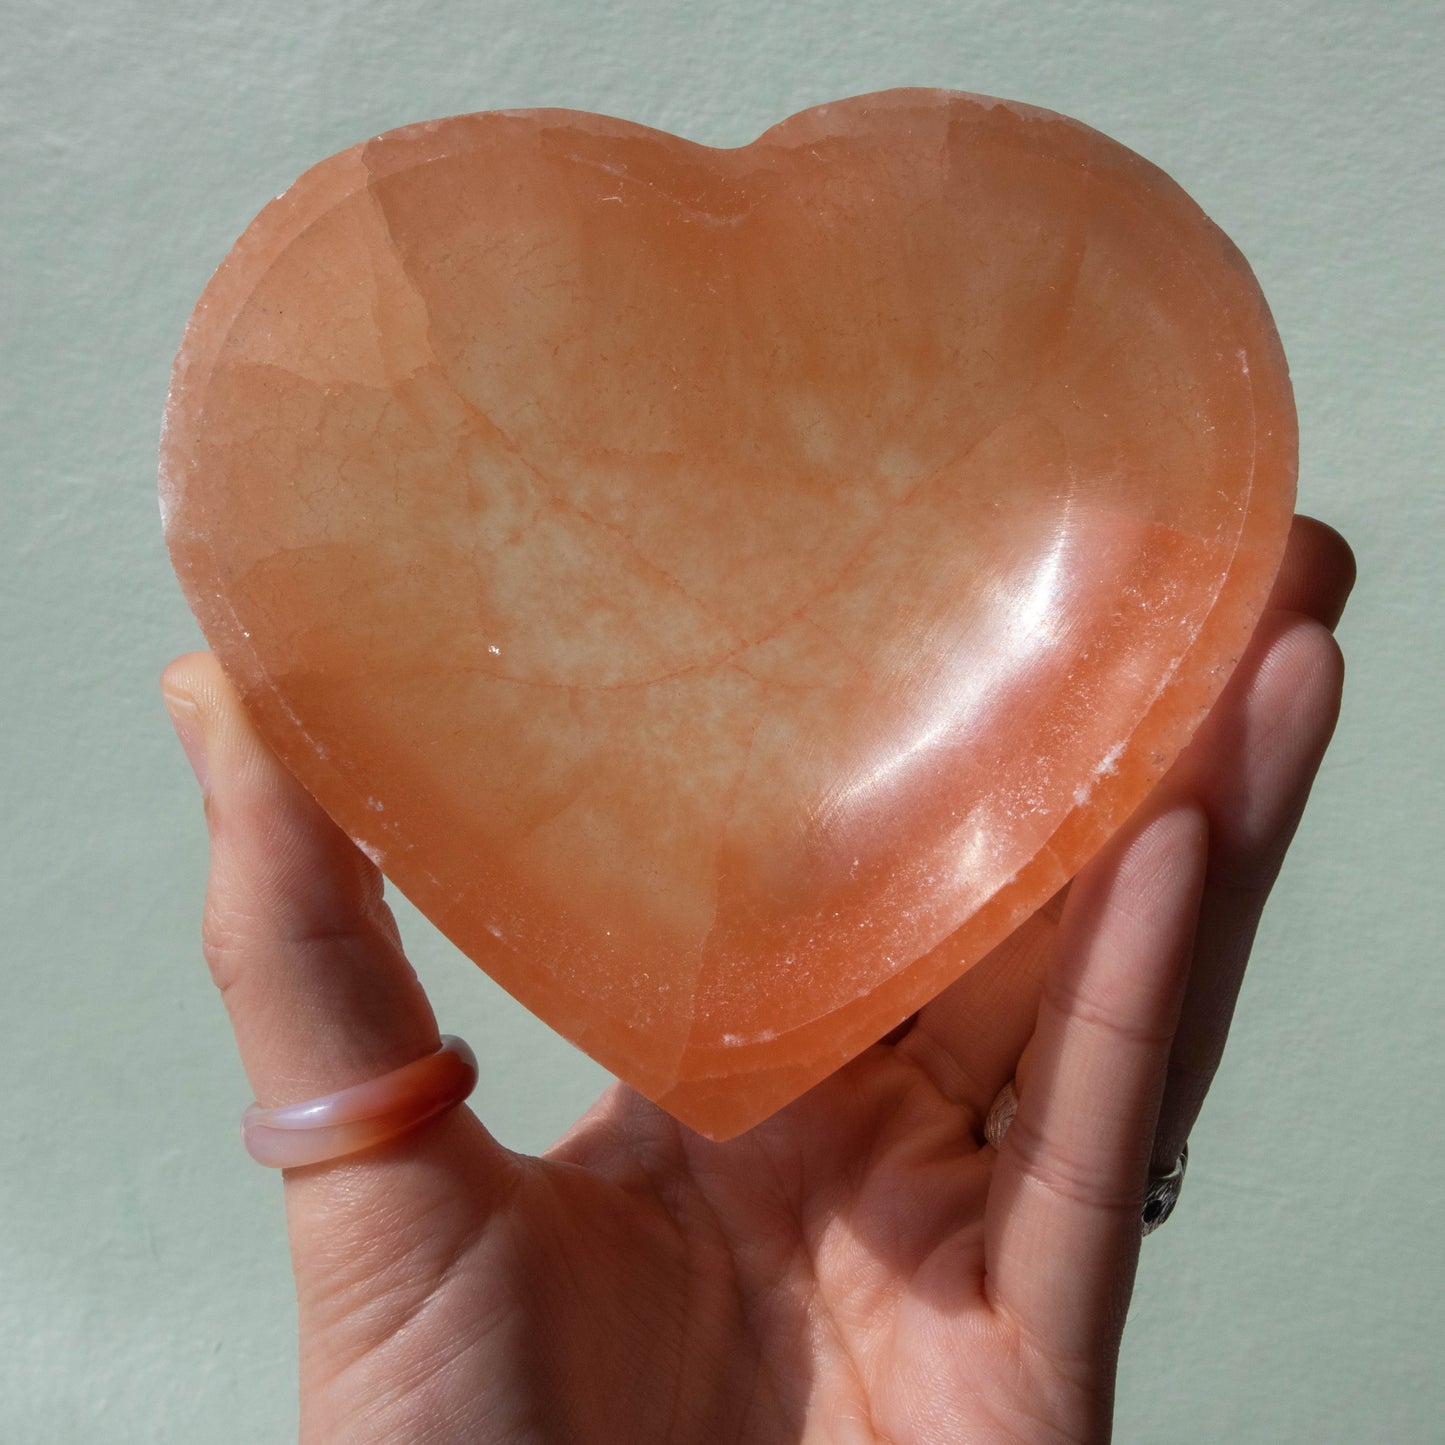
left=1072, top=741, right=1126, bottom=807
left=720, top=1030, right=781, bottom=1047
left=1095, top=740, right=1125, bottom=777
left=353, top=838, right=385, bottom=867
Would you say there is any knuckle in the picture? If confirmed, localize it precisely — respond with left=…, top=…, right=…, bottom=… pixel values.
left=1039, top=976, right=1176, bottom=1051
left=200, top=900, right=250, bottom=1001
left=1004, top=1112, right=1143, bottom=1216
left=199, top=888, right=401, bottom=1002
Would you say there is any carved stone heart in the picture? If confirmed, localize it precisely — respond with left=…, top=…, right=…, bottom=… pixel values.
left=161, top=90, right=1295, bottom=1138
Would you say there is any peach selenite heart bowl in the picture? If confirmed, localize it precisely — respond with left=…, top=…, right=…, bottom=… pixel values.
left=161, top=89, right=1295, bottom=1138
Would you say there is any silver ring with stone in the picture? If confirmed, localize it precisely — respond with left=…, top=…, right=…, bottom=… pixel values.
left=1140, top=1140, right=1188, bottom=1235
left=983, top=1079, right=1188, bottom=1236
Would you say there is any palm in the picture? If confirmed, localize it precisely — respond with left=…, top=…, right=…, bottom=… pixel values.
left=532, top=1056, right=1046, bottom=1443
left=296, top=1043, right=1073, bottom=1443
left=164, top=516, right=1352, bottom=1443
left=287, top=895, right=1113, bottom=1443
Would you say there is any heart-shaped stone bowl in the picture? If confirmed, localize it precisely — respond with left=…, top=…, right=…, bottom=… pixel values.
left=161, top=89, right=1295, bottom=1139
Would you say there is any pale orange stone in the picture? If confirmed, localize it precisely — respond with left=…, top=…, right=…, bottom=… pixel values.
left=161, top=89, right=1296, bottom=1138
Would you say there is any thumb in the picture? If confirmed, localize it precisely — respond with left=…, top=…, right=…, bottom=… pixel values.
left=160, top=651, right=505, bottom=1182
left=163, top=652, right=524, bottom=1435
left=162, top=650, right=444, bottom=1108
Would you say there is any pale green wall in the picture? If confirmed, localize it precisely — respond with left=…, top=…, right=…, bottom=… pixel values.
left=3, top=0, right=1440, bottom=1439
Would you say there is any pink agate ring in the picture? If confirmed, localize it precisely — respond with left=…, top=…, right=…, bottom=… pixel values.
left=241, top=1035, right=479, bottom=1168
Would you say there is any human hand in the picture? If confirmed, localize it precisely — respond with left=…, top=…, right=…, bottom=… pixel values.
left=161, top=515, right=1352, bottom=1443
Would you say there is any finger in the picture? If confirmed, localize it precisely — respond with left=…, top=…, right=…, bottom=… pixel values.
left=1265, top=515, right=1356, bottom=628
left=1143, top=514, right=1352, bottom=1168
left=161, top=652, right=505, bottom=1189
left=163, top=652, right=520, bottom=1410
left=1150, top=610, right=1345, bottom=1169
left=161, top=650, right=444, bottom=1109
left=984, top=801, right=1208, bottom=1361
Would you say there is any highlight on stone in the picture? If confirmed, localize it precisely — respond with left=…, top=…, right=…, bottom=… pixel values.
left=161, top=89, right=1296, bottom=1139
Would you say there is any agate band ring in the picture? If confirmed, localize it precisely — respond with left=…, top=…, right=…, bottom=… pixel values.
left=241, top=1035, right=478, bottom=1169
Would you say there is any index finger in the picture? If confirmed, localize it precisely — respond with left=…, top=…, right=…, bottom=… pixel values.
left=982, top=801, right=1209, bottom=1366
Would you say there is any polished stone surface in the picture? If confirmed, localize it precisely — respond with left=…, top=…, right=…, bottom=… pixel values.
left=161, top=89, right=1295, bottom=1137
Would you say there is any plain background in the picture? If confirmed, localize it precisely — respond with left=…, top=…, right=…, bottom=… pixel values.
left=3, top=0, right=1440, bottom=1439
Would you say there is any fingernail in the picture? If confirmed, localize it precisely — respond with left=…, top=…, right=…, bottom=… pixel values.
left=162, top=689, right=210, bottom=795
